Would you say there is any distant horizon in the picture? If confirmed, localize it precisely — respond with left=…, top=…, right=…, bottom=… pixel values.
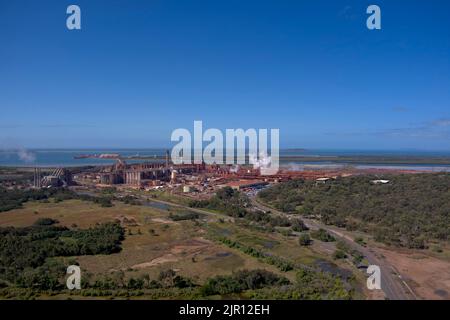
left=1, top=1, right=450, bottom=150
left=6, top=147, right=450, bottom=152
left=2, top=146, right=450, bottom=154
left=2, top=147, right=450, bottom=170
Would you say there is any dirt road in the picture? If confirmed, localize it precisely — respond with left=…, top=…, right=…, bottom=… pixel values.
left=144, top=193, right=415, bottom=300
left=144, top=194, right=415, bottom=300
left=251, top=197, right=416, bottom=300
left=75, top=188, right=414, bottom=299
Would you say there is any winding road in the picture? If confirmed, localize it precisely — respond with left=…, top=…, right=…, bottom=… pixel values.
left=250, top=196, right=416, bottom=300
left=136, top=191, right=415, bottom=300
left=74, top=187, right=415, bottom=299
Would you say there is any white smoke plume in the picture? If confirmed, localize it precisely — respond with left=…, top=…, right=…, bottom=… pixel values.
left=286, top=163, right=304, bottom=171
left=0, top=139, right=36, bottom=163
left=17, top=148, right=36, bottom=163
left=249, top=152, right=272, bottom=170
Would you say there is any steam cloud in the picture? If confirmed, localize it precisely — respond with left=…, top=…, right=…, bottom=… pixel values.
left=17, top=148, right=36, bottom=163
left=0, top=139, right=36, bottom=164
left=249, top=152, right=272, bottom=170
left=287, top=163, right=304, bottom=171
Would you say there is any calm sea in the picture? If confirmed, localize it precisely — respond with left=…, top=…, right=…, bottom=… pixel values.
left=1, top=148, right=450, bottom=172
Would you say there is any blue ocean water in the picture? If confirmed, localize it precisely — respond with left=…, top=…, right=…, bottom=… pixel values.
left=0, top=149, right=168, bottom=167
left=1, top=148, right=450, bottom=171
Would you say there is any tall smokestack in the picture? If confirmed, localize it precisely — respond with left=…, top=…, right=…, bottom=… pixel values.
left=38, top=168, right=41, bottom=188
left=165, top=149, right=169, bottom=168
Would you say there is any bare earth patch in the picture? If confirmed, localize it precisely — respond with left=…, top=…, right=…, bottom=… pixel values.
left=130, top=238, right=212, bottom=270
left=150, top=217, right=179, bottom=225
left=131, top=254, right=180, bottom=269
left=377, top=248, right=450, bottom=300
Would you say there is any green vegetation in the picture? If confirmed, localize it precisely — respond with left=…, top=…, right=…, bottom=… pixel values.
left=0, top=187, right=113, bottom=212
left=33, top=217, right=59, bottom=226
left=291, top=218, right=309, bottom=232
left=214, top=237, right=294, bottom=271
left=333, top=250, right=347, bottom=260
left=169, top=211, right=200, bottom=221
left=0, top=219, right=124, bottom=289
left=336, top=241, right=365, bottom=266
left=0, top=188, right=59, bottom=212
left=0, top=216, right=351, bottom=300
left=310, top=229, right=336, bottom=242
left=298, top=233, right=311, bottom=246
left=258, top=174, right=450, bottom=248
left=0, top=194, right=359, bottom=299
left=354, top=236, right=367, bottom=247
left=118, top=195, right=141, bottom=206
left=0, top=168, right=34, bottom=186
left=146, top=189, right=194, bottom=206
left=206, top=234, right=353, bottom=299
left=190, top=187, right=307, bottom=231
left=200, top=269, right=289, bottom=296
left=249, top=268, right=353, bottom=300
left=189, top=187, right=249, bottom=217
left=1, top=265, right=351, bottom=300
left=89, top=268, right=195, bottom=291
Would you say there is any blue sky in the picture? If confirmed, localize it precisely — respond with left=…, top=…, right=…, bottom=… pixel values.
left=0, top=0, right=449, bottom=149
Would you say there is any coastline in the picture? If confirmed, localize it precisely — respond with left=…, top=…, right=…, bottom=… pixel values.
left=2, top=149, right=450, bottom=171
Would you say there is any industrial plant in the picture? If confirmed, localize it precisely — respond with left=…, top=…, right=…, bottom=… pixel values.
left=45, top=149, right=416, bottom=201
left=25, top=148, right=424, bottom=199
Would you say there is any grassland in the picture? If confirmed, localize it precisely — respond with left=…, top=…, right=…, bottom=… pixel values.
left=0, top=200, right=273, bottom=281
left=0, top=197, right=366, bottom=299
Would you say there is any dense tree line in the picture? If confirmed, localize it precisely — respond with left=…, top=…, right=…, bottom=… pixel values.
left=1, top=266, right=352, bottom=300
left=0, top=217, right=354, bottom=299
left=200, top=269, right=289, bottom=296
left=249, top=268, right=353, bottom=300
left=0, top=219, right=124, bottom=289
left=90, top=268, right=195, bottom=291
left=0, top=187, right=60, bottom=212
left=258, top=174, right=450, bottom=248
left=189, top=187, right=249, bottom=217
left=208, top=234, right=353, bottom=299
left=190, top=187, right=307, bottom=231
left=214, top=237, right=294, bottom=271
left=0, top=187, right=113, bottom=212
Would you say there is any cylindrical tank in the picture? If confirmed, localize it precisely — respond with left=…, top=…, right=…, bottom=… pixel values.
left=171, top=170, right=177, bottom=181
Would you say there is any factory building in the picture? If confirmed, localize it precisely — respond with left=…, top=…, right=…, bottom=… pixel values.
left=100, top=173, right=124, bottom=185
left=98, top=159, right=205, bottom=188
left=33, top=167, right=73, bottom=188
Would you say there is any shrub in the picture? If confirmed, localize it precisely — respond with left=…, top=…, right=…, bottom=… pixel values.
left=298, top=233, right=311, bottom=246
left=333, top=250, right=347, bottom=260
left=310, top=229, right=335, bottom=242
left=33, top=218, right=59, bottom=226
left=200, top=269, right=289, bottom=296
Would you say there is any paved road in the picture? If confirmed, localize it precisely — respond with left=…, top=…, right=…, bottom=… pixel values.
left=145, top=193, right=415, bottom=300
left=74, top=187, right=414, bottom=299
left=250, top=197, right=415, bottom=300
